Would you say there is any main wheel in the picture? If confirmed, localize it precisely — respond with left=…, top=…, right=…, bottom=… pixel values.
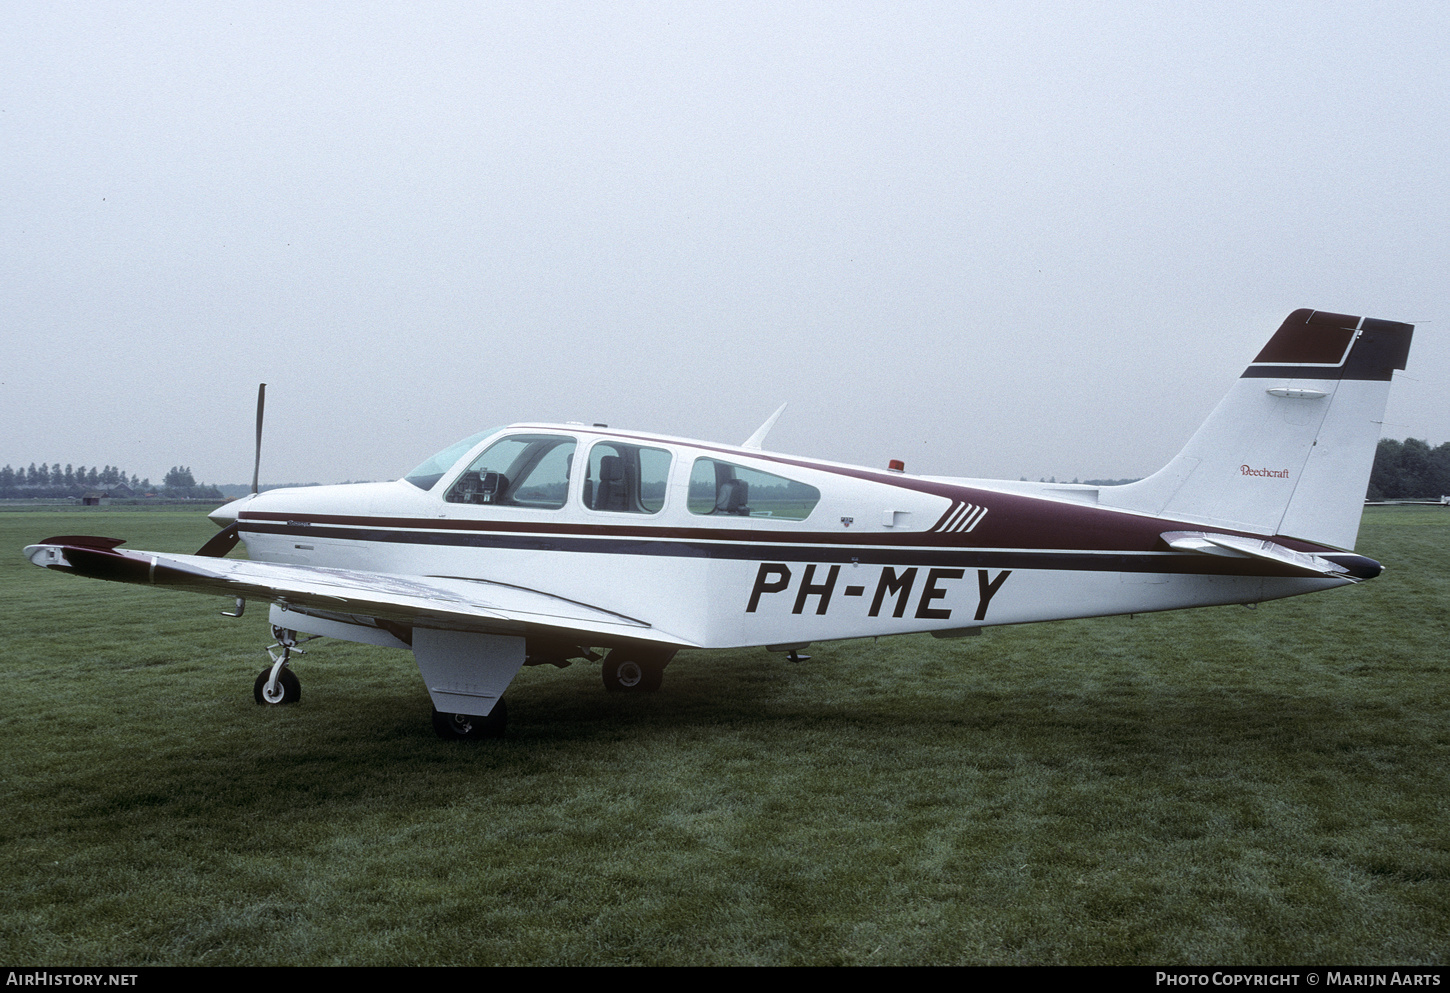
left=602, top=654, right=664, bottom=693
left=253, top=666, right=301, bottom=705
left=431, top=701, right=507, bottom=740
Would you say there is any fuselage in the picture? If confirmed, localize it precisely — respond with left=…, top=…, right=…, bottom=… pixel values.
left=215, top=423, right=1377, bottom=651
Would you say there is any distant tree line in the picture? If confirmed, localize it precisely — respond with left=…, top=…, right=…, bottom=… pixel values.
left=0, top=462, right=222, bottom=500
left=1367, top=438, right=1450, bottom=500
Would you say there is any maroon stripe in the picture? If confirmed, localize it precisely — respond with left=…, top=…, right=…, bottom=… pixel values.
left=239, top=501, right=1344, bottom=557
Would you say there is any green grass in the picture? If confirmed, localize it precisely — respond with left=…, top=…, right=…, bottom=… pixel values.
left=1, top=508, right=1446, bottom=965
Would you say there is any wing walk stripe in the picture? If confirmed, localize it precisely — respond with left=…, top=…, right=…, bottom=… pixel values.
left=432, top=576, right=651, bottom=627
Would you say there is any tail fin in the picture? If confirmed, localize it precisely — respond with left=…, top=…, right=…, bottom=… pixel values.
left=1099, top=309, right=1413, bottom=549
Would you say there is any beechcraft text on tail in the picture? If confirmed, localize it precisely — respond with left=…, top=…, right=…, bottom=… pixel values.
left=25, top=308, right=1414, bottom=739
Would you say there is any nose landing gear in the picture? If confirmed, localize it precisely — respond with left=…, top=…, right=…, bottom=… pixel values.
left=252, top=625, right=317, bottom=706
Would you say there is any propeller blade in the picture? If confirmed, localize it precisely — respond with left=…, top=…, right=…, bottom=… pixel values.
left=195, top=522, right=241, bottom=558
left=252, top=383, right=266, bottom=495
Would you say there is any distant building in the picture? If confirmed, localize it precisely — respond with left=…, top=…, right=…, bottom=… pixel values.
left=80, top=491, right=109, bottom=507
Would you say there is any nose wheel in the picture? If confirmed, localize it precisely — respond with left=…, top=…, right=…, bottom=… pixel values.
left=254, top=665, right=301, bottom=704
left=252, top=625, right=316, bottom=706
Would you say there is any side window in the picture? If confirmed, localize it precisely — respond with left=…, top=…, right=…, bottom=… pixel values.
left=687, top=458, right=821, bottom=520
left=584, top=442, right=672, bottom=514
left=445, top=434, right=577, bottom=509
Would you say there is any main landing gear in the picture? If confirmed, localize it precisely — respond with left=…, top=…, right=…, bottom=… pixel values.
left=601, top=649, right=672, bottom=693
left=431, top=702, right=508, bottom=741
left=253, top=625, right=316, bottom=706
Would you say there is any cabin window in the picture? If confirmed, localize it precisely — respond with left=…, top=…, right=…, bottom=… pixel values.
left=404, top=428, right=500, bottom=490
left=445, top=434, right=576, bottom=509
left=687, top=458, right=820, bottom=520
left=583, top=442, right=672, bottom=514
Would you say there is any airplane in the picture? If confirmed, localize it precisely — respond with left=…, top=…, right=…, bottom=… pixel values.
left=25, top=308, right=1414, bottom=740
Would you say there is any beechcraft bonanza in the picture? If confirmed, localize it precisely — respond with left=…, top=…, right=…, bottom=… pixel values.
left=26, top=309, right=1414, bottom=738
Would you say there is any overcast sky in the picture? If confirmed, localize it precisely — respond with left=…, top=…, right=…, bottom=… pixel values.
left=4, top=1, right=1446, bottom=487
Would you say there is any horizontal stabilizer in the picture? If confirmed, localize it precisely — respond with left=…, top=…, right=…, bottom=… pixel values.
left=1161, top=530, right=1371, bottom=581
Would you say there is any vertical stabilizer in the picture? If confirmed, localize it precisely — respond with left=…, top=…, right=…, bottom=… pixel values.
left=1099, top=309, right=1413, bottom=549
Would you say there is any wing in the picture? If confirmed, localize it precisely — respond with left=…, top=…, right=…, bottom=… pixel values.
left=24, top=536, right=694, bottom=648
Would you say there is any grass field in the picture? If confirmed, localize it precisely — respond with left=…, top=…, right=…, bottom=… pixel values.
left=1, top=508, right=1446, bottom=965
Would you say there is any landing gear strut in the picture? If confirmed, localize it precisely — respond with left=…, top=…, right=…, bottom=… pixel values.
left=253, top=625, right=316, bottom=705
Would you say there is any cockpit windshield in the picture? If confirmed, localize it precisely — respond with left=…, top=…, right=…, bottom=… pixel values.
left=403, top=428, right=500, bottom=490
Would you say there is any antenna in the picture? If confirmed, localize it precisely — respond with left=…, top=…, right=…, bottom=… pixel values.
left=742, top=402, right=788, bottom=450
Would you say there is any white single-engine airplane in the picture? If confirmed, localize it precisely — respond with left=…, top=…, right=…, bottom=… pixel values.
left=26, top=309, right=1414, bottom=739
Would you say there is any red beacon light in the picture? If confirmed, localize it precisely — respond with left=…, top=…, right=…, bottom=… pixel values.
left=887, top=459, right=905, bottom=473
